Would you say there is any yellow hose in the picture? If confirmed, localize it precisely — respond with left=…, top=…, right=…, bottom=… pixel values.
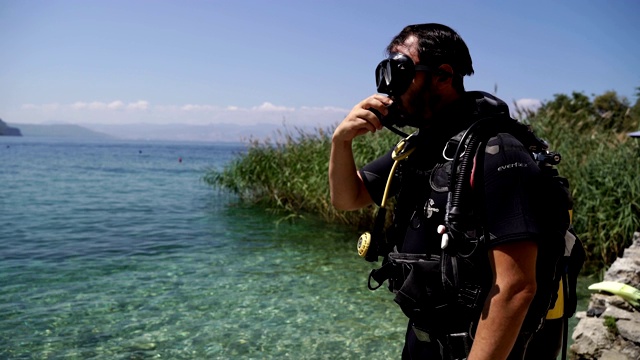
left=380, top=135, right=416, bottom=207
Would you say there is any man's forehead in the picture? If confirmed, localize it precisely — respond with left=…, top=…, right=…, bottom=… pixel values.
left=392, top=35, right=420, bottom=63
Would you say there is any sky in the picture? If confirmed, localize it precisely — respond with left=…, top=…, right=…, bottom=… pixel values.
left=1, top=0, right=639, bottom=129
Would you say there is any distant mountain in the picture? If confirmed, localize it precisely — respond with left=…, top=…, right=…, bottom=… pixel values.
left=1, top=121, right=321, bottom=142
left=84, top=122, right=286, bottom=142
left=0, top=119, right=22, bottom=136
left=8, top=123, right=114, bottom=139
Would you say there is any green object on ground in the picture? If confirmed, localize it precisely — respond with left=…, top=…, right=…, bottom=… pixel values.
left=588, top=281, right=640, bottom=307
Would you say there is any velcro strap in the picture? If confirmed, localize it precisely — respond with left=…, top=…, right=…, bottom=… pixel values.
left=368, top=262, right=396, bottom=290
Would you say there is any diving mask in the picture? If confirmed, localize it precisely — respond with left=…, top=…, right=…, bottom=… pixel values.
left=375, top=52, right=432, bottom=96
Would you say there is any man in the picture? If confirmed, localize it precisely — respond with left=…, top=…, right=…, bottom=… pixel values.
left=329, top=24, right=568, bottom=359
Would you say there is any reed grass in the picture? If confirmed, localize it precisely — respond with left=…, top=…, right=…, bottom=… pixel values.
left=205, top=91, right=640, bottom=273
left=525, top=96, right=640, bottom=272
left=203, top=125, right=401, bottom=229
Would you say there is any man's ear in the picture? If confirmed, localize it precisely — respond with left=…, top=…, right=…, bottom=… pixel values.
left=437, top=64, right=454, bottom=82
left=433, top=64, right=455, bottom=94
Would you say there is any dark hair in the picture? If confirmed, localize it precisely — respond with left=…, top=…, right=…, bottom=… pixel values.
left=386, top=23, right=474, bottom=93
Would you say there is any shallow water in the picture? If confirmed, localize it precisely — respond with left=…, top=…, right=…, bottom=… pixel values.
left=0, top=137, right=406, bottom=360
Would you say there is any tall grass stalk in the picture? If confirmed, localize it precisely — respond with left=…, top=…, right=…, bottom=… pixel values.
left=527, top=111, right=640, bottom=272
left=207, top=94, right=640, bottom=273
left=203, top=125, right=402, bottom=229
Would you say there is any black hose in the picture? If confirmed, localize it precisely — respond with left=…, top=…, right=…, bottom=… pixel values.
left=447, top=117, right=498, bottom=233
left=447, top=134, right=479, bottom=232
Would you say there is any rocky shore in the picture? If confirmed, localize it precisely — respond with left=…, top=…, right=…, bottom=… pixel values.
left=571, top=232, right=640, bottom=359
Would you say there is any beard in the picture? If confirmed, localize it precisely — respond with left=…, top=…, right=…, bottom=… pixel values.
left=401, top=84, right=442, bottom=129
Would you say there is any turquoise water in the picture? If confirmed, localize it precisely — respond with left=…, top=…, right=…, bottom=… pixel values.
left=0, top=137, right=406, bottom=360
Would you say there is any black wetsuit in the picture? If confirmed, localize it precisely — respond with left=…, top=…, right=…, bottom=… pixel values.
left=359, top=92, right=567, bottom=359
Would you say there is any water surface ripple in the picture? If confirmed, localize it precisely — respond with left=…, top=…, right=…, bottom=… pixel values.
left=0, top=138, right=405, bottom=359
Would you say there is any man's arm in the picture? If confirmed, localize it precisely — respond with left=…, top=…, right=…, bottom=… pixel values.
left=468, top=241, right=538, bottom=360
left=329, top=140, right=373, bottom=210
left=329, top=95, right=392, bottom=210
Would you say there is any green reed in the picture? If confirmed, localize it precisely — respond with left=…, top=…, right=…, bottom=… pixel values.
left=203, top=125, right=401, bottom=229
left=527, top=102, right=640, bottom=273
left=206, top=91, right=640, bottom=273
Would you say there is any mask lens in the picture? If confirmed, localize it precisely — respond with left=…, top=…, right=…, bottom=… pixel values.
left=376, top=60, right=390, bottom=93
left=376, top=63, right=384, bottom=88
left=385, top=61, right=392, bottom=85
left=375, top=53, right=417, bottom=96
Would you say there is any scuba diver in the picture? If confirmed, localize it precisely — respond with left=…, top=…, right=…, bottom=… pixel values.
left=329, top=23, right=574, bottom=359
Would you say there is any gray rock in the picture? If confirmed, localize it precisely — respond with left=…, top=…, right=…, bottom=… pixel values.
left=619, top=338, right=640, bottom=360
left=599, top=349, right=632, bottom=360
left=571, top=317, right=614, bottom=358
left=571, top=232, right=640, bottom=359
left=617, top=319, right=640, bottom=344
left=602, top=306, right=640, bottom=322
left=604, top=258, right=640, bottom=289
left=622, top=247, right=640, bottom=260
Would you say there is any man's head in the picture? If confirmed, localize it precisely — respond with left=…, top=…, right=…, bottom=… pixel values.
left=383, top=23, right=474, bottom=125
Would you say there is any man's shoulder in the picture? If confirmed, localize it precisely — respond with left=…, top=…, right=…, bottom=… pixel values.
left=487, top=132, right=527, bottom=148
left=485, top=133, right=536, bottom=167
left=463, top=91, right=510, bottom=118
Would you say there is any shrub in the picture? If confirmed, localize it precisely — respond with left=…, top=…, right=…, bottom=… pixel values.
left=525, top=92, right=640, bottom=272
left=204, top=125, right=402, bottom=229
left=207, top=90, right=640, bottom=273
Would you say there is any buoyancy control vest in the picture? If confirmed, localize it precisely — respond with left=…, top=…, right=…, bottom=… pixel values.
left=360, top=92, right=583, bottom=355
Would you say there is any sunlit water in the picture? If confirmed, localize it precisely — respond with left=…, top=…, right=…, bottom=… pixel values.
left=0, top=137, right=406, bottom=360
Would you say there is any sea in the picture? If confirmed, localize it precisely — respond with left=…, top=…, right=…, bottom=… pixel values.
left=0, top=137, right=407, bottom=360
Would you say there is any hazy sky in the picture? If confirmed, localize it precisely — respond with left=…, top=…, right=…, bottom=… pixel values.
left=1, top=0, right=638, bottom=127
